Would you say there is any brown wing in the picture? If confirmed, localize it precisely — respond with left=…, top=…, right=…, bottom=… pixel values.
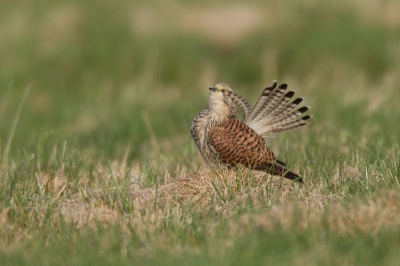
left=207, top=117, right=275, bottom=167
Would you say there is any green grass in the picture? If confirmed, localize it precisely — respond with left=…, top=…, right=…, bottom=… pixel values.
left=1, top=0, right=400, bottom=265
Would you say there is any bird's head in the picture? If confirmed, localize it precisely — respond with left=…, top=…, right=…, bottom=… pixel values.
left=209, top=83, right=233, bottom=93
left=208, top=83, right=236, bottom=119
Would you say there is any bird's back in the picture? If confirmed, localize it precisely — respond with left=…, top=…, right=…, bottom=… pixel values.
left=207, top=117, right=275, bottom=167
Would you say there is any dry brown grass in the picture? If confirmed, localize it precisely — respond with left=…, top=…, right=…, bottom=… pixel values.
left=1, top=150, right=399, bottom=261
left=58, top=167, right=305, bottom=224
left=46, top=165, right=400, bottom=241
left=28, top=162, right=378, bottom=229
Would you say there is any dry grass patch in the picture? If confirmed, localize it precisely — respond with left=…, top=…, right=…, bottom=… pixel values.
left=56, top=166, right=338, bottom=229
left=1, top=156, right=399, bottom=265
left=53, top=163, right=400, bottom=237
left=229, top=189, right=400, bottom=236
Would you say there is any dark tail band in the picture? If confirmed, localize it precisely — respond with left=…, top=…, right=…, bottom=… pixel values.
left=256, top=162, right=303, bottom=183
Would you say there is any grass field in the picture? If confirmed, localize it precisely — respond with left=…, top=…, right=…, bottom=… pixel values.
left=1, top=0, right=400, bottom=265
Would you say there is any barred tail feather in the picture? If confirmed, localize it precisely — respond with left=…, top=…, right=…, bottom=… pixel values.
left=255, top=114, right=312, bottom=143
left=267, top=114, right=313, bottom=134
left=257, top=107, right=311, bottom=134
left=270, top=105, right=310, bottom=124
left=268, top=90, right=296, bottom=118
left=245, top=81, right=312, bottom=144
left=269, top=97, right=304, bottom=123
left=244, top=80, right=277, bottom=123
left=251, top=83, right=288, bottom=123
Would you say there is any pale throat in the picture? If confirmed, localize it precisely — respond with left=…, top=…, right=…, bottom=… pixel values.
left=208, top=92, right=235, bottom=124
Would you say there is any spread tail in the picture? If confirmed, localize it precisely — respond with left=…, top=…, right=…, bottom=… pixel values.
left=244, top=80, right=312, bottom=145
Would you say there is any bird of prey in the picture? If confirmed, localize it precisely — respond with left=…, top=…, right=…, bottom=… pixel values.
left=190, top=80, right=312, bottom=182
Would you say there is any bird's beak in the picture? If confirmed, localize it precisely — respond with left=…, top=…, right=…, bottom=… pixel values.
left=209, top=87, right=214, bottom=91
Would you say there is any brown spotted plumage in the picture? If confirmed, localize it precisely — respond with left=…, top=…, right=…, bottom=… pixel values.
left=191, top=81, right=312, bottom=182
left=191, top=83, right=249, bottom=165
left=208, top=117, right=274, bottom=166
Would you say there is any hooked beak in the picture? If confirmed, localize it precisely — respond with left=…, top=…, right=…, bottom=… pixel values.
left=209, top=87, right=215, bottom=91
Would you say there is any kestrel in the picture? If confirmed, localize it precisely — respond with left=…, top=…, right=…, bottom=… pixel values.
left=191, top=80, right=312, bottom=182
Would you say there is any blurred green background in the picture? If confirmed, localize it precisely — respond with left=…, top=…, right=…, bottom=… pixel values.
left=1, top=0, right=399, bottom=163
left=1, top=1, right=400, bottom=265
